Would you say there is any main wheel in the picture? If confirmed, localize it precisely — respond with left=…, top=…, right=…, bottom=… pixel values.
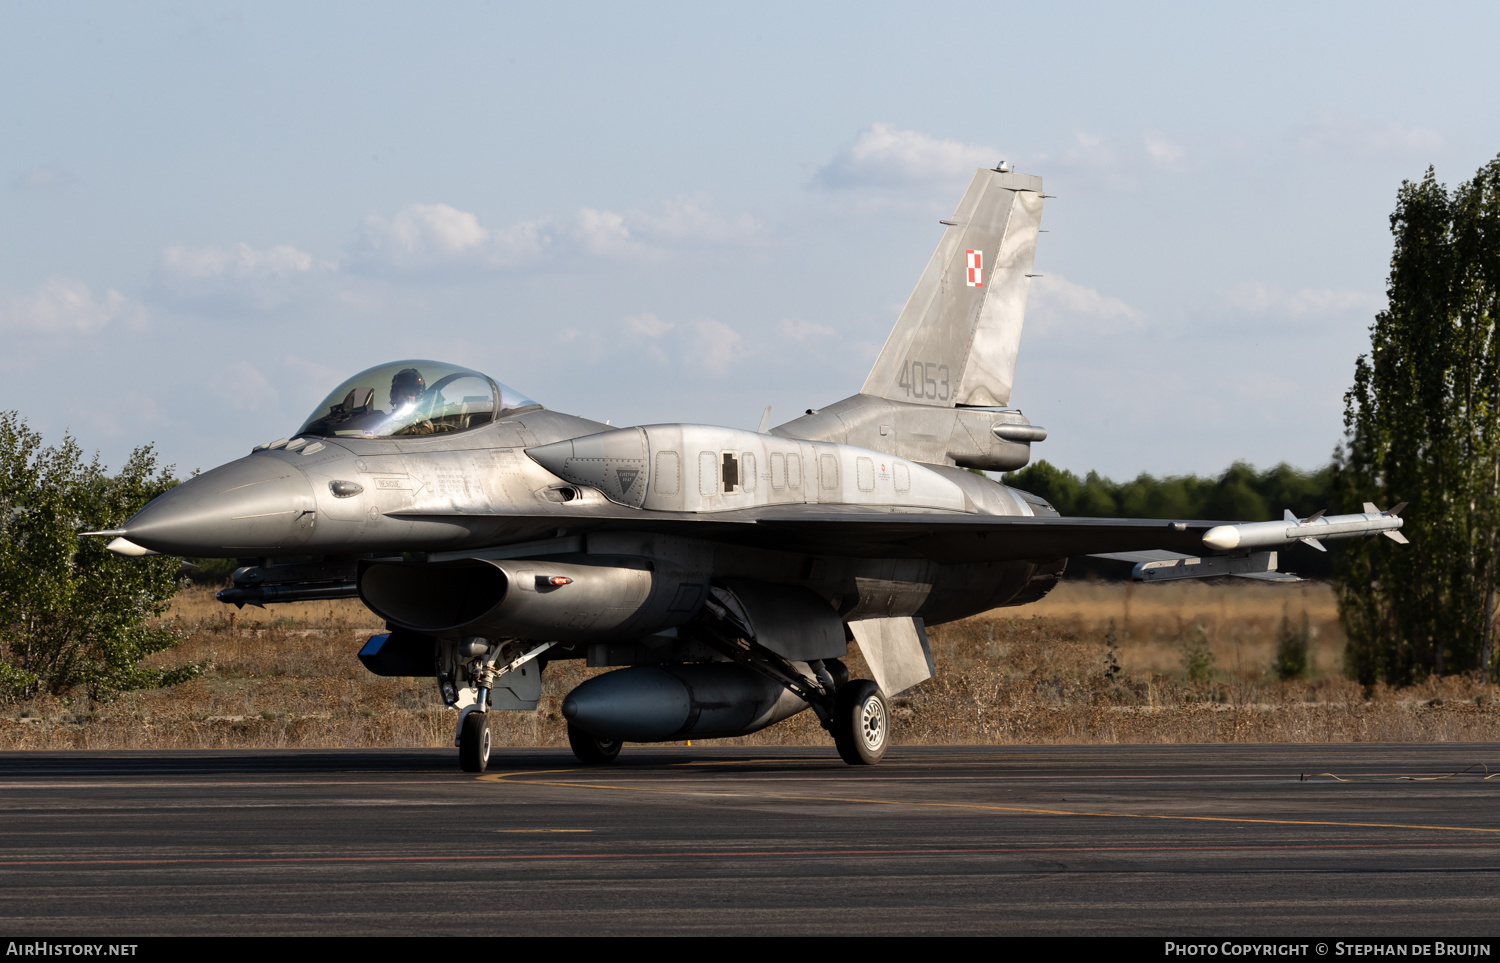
left=831, top=679, right=889, bottom=766
left=459, top=711, right=491, bottom=773
left=567, top=723, right=622, bottom=765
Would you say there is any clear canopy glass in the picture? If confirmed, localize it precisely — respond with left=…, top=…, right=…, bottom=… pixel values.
left=296, top=360, right=536, bottom=438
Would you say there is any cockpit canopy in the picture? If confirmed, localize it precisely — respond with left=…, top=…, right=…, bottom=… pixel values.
left=296, top=360, right=537, bottom=438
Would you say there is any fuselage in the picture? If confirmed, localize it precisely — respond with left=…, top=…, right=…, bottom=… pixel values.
left=120, top=405, right=1065, bottom=630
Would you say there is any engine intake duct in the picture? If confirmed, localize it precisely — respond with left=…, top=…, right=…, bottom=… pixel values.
left=561, top=664, right=809, bottom=741
left=358, top=556, right=659, bottom=642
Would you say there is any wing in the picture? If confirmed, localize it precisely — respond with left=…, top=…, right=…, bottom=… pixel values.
left=390, top=504, right=1218, bottom=564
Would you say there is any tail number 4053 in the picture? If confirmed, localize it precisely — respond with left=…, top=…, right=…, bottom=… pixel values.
left=898, top=360, right=950, bottom=401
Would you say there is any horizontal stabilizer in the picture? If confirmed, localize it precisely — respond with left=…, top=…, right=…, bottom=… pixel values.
left=1128, top=551, right=1293, bottom=583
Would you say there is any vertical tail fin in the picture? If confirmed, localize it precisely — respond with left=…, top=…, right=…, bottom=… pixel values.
left=861, top=168, right=1044, bottom=408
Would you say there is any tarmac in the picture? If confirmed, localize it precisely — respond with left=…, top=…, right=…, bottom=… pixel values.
left=2, top=744, right=1499, bottom=936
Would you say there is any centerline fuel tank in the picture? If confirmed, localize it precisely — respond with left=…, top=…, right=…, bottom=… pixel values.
left=561, top=663, right=809, bottom=741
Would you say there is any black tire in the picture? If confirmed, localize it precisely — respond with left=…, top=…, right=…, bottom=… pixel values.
left=831, top=679, right=889, bottom=766
left=567, top=723, right=622, bottom=765
left=459, top=711, right=491, bottom=773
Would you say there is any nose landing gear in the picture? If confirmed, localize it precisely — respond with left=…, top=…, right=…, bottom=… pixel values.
left=445, top=638, right=553, bottom=773
left=459, top=710, right=491, bottom=772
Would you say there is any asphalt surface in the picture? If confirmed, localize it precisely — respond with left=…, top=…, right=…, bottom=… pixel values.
left=2, top=744, right=1499, bottom=936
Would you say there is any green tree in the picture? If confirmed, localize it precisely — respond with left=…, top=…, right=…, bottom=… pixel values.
left=1005, top=459, right=1329, bottom=522
left=0, top=412, right=196, bottom=701
left=1334, top=156, right=1500, bottom=685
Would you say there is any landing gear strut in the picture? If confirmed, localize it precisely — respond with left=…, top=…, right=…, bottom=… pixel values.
left=696, top=592, right=890, bottom=766
left=830, top=679, right=889, bottom=765
left=443, top=637, right=553, bottom=773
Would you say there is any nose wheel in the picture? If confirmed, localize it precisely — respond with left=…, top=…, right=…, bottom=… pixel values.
left=831, top=679, right=888, bottom=765
left=459, top=711, right=492, bottom=772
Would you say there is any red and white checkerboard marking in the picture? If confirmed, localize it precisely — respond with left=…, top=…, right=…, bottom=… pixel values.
left=966, top=249, right=983, bottom=287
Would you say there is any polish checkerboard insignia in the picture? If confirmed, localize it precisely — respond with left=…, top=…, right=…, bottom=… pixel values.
left=966, top=249, right=983, bottom=287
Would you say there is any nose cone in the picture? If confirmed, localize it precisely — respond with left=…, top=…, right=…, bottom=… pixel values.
left=123, top=455, right=317, bottom=556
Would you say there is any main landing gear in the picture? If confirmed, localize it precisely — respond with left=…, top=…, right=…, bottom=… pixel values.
left=830, top=679, right=889, bottom=765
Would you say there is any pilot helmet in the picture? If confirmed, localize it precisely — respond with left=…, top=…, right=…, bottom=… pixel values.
left=390, top=367, right=425, bottom=404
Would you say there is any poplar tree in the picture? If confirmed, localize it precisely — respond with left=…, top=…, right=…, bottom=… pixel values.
left=1334, top=156, right=1500, bottom=685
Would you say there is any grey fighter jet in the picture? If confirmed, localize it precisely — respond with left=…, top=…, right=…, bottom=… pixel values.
left=93, top=167, right=1406, bottom=771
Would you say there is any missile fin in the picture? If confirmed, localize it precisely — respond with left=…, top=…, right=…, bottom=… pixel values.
left=1299, top=536, right=1327, bottom=552
left=1385, top=501, right=1408, bottom=516
left=1283, top=509, right=1297, bottom=523
left=1384, top=530, right=1410, bottom=544
left=1363, top=502, right=1380, bottom=514
left=1303, top=509, right=1326, bottom=523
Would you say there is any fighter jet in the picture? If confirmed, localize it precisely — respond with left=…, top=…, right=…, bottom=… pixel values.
left=92, top=166, right=1407, bottom=771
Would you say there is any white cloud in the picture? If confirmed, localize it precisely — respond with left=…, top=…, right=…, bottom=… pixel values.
left=355, top=203, right=510, bottom=271
left=350, top=194, right=761, bottom=278
left=162, top=242, right=323, bottom=280
left=0, top=276, right=144, bottom=334
left=1295, top=115, right=1445, bottom=160
left=626, top=312, right=675, bottom=337
left=813, top=123, right=1000, bottom=189
left=1025, top=274, right=1143, bottom=334
left=571, top=208, right=639, bottom=257
left=207, top=361, right=279, bottom=412
left=688, top=318, right=742, bottom=373
left=635, top=195, right=760, bottom=243
left=157, top=242, right=333, bottom=309
left=350, top=202, right=658, bottom=274
left=1143, top=134, right=1185, bottom=170
left=1033, top=132, right=1142, bottom=190
left=12, top=164, right=78, bottom=191
left=779, top=318, right=835, bottom=341
left=1222, top=282, right=1385, bottom=318
left=1060, top=131, right=1118, bottom=170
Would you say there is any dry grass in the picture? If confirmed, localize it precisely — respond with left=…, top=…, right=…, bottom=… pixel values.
left=4, top=580, right=1500, bottom=750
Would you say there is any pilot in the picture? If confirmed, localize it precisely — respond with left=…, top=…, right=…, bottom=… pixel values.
left=389, top=367, right=425, bottom=412
left=389, top=367, right=437, bottom=434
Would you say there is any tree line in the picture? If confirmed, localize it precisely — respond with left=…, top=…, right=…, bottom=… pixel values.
left=1002, top=460, right=1337, bottom=580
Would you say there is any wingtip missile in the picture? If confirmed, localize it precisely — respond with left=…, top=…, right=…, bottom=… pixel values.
left=1203, top=504, right=1407, bottom=553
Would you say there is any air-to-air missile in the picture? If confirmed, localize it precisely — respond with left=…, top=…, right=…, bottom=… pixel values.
left=89, top=165, right=1410, bottom=772
left=1202, top=504, right=1408, bottom=552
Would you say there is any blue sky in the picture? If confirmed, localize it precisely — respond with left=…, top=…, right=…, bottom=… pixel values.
left=3, top=2, right=1497, bottom=479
